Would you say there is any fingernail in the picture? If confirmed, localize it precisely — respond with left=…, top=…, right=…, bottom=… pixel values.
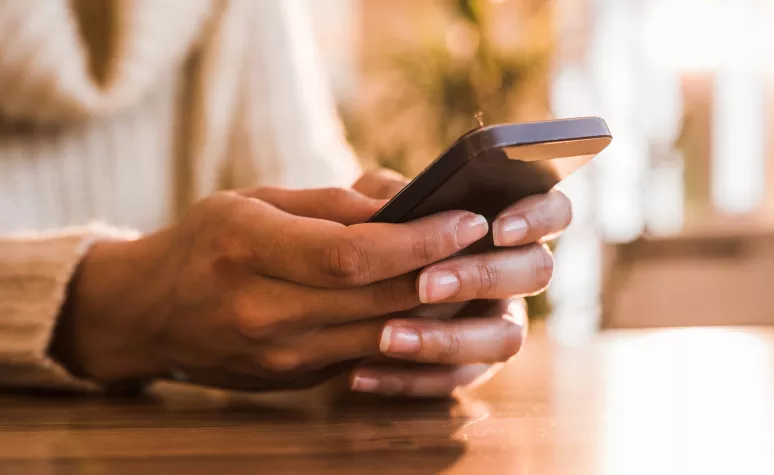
left=494, top=216, right=529, bottom=246
left=418, top=270, right=460, bottom=303
left=455, top=214, right=488, bottom=248
left=380, top=325, right=422, bottom=354
left=351, top=374, right=380, bottom=393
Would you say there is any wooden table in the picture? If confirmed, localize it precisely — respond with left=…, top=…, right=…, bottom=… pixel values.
left=2, top=326, right=774, bottom=474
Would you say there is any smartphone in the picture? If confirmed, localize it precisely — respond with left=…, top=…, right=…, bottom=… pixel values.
left=368, top=117, right=612, bottom=249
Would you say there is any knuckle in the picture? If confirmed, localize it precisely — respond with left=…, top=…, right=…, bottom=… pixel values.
left=207, top=201, right=253, bottom=260
left=230, top=293, right=280, bottom=340
left=248, top=185, right=272, bottom=198
left=357, top=169, right=407, bottom=199
left=435, top=329, right=463, bottom=364
left=195, top=191, right=237, bottom=214
left=325, top=234, right=372, bottom=285
left=256, top=349, right=306, bottom=376
left=529, top=245, right=554, bottom=291
left=411, top=230, right=446, bottom=264
left=229, top=291, right=254, bottom=324
left=473, top=261, right=500, bottom=297
left=211, top=226, right=243, bottom=260
left=321, top=187, right=357, bottom=207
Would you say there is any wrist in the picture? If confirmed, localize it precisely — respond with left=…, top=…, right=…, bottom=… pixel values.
left=50, top=231, right=172, bottom=385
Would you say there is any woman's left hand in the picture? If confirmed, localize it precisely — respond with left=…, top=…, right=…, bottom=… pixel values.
left=349, top=169, right=572, bottom=398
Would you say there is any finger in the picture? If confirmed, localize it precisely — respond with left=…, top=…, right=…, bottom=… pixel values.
left=414, top=244, right=554, bottom=303
left=460, top=298, right=530, bottom=337
left=356, top=297, right=527, bottom=366
left=224, top=194, right=489, bottom=287
left=493, top=189, right=572, bottom=247
left=391, top=301, right=467, bottom=321
left=350, top=364, right=497, bottom=398
left=291, top=283, right=527, bottom=329
left=353, top=168, right=409, bottom=199
left=239, top=186, right=385, bottom=225
left=376, top=310, right=525, bottom=365
left=249, top=299, right=524, bottom=372
left=246, top=318, right=389, bottom=374
left=454, top=298, right=523, bottom=319
left=233, top=274, right=421, bottom=336
left=389, top=296, right=524, bottom=323
left=389, top=298, right=514, bottom=323
left=235, top=298, right=526, bottom=373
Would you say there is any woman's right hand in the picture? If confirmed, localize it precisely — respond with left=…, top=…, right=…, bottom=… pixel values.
left=51, top=187, right=547, bottom=392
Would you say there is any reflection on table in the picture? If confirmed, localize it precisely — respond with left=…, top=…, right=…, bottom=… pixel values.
left=1, top=325, right=773, bottom=475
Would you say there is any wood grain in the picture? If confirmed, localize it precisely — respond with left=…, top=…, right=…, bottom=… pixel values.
left=2, top=325, right=774, bottom=474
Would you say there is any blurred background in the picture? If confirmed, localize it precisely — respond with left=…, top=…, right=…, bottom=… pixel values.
left=309, top=0, right=774, bottom=339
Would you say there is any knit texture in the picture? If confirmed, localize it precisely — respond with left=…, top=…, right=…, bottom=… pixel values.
left=0, top=223, right=139, bottom=391
left=0, top=0, right=360, bottom=390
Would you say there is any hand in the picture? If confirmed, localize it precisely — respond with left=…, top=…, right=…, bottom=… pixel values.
left=51, top=184, right=558, bottom=392
left=348, top=169, right=572, bottom=398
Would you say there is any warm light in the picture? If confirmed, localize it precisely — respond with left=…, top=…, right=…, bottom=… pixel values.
left=600, top=329, right=774, bottom=475
left=711, top=0, right=767, bottom=215
left=646, top=158, right=685, bottom=235
left=643, top=0, right=729, bottom=71
left=645, top=0, right=768, bottom=215
left=445, top=20, right=480, bottom=60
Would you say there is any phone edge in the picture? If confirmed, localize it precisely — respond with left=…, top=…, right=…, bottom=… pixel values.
left=367, top=117, right=611, bottom=224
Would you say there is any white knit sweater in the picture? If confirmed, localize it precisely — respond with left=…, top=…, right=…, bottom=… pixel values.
left=0, top=0, right=360, bottom=391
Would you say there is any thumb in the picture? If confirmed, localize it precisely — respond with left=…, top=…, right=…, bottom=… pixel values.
left=353, top=168, right=409, bottom=200
left=238, top=186, right=386, bottom=225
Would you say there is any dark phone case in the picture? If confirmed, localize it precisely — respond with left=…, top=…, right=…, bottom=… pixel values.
left=368, top=118, right=611, bottom=252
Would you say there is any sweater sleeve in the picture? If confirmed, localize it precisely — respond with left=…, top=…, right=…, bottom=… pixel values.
left=0, top=223, right=139, bottom=392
